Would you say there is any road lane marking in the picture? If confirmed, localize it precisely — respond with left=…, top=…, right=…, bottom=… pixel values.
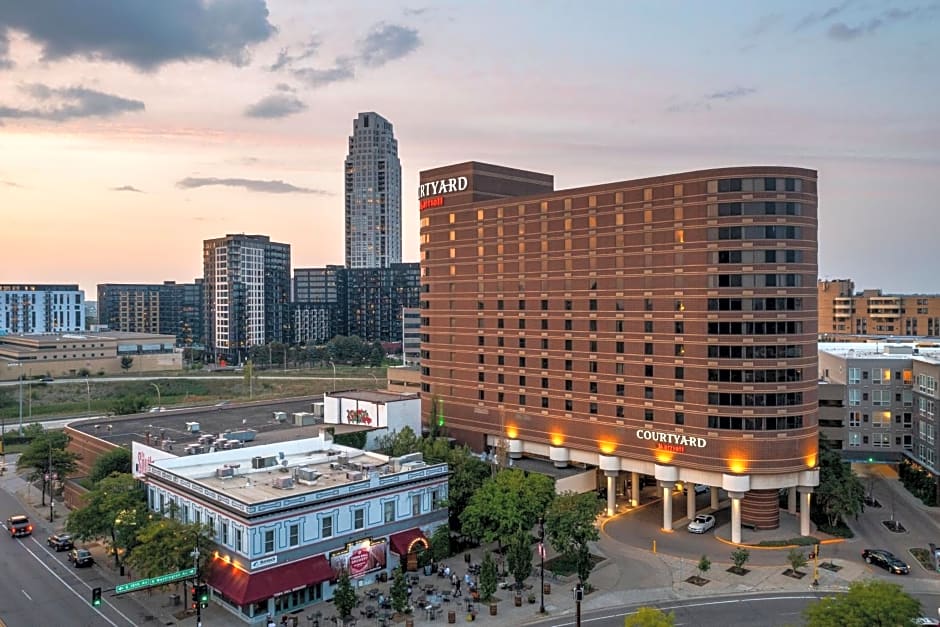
left=13, top=538, right=121, bottom=627
left=21, top=589, right=32, bottom=601
left=26, top=536, right=138, bottom=627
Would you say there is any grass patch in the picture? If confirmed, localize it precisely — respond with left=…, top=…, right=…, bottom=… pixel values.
left=542, top=553, right=605, bottom=578
left=755, top=536, right=820, bottom=547
left=909, top=548, right=934, bottom=572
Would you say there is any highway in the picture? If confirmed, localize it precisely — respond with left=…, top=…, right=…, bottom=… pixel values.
left=0, top=373, right=381, bottom=388
left=0, top=488, right=138, bottom=627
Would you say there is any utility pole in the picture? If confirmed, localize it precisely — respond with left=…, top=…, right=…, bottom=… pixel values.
left=48, top=442, right=55, bottom=522
left=573, top=581, right=583, bottom=627
left=192, top=546, right=202, bottom=627
left=538, top=517, right=546, bottom=614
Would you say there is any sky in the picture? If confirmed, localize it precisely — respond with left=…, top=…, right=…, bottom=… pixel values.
left=0, top=0, right=938, bottom=297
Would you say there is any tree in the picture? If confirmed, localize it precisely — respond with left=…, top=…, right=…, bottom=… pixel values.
left=390, top=567, right=409, bottom=614
left=697, top=555, right=711, bottom=579
left=66, top=473, right=148, bottom=568
left=479, top=551, right=497, bottom=602
left=88, top=447, right=132, bottom=485
left=376, top=427, right=420, bottom=457
left=369, top=342, right=384, bottom=367
left=333, top=570, right=358, bottom=620
left=333, top=430, right=367, bottom=449
left=625, top=607, right=676, bottom=627
left=545, top=491, right=602, bottom=586
left=803, top=579, right=921, bottom=627
left=430, top=524, right=451, bottom=562
left=16, top=429, right=79, bottom=506
left=506, top=530, right=533, bottom=591
left=787, top=548, right=808, bottom=573
left=111, top=394, right=148, bottom=415
left=814, top=435, right=865, bottom=529
left=443, top=444, right=490, bottom=533
left=460, top=469, right=555, bottom=547
left=126, top=518, right=215, bottom=578
left=730, top=547, right=750, bottom=572
left=120, top=356, right=134, bottom=372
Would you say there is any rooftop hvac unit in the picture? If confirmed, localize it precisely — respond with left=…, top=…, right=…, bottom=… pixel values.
left=252, top=456, right=265, bottom=469
left=296, top=467, right=320, bottom=483
left=185, top=422, right=200, bottom=433
left=272, top=476, right=294, bottom=489
left=215, top=467, right=235, bottom=479
left=310, top=402, right=324, bottom=417
left=402, top=461, right=427, bottom=471
left=273, top=411, right=288, bottom=423
left=345, top=470, right=363, bottom=481
left=337, top=452, right=349, bottom=466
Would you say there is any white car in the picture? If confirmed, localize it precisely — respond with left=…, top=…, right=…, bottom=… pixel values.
left=687, top=514, right=716, bottom=534
left=912, top=618, right=940, bottom=626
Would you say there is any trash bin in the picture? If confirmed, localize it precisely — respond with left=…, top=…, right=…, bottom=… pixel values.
left=170, top=594, right=181, bottom=606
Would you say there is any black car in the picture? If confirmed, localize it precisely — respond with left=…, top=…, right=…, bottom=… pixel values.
left=7, top=515, right=32, bottom=538
left=47, top=533, right=74, bottom=551
left=862, top=549, right=910, bottom=574
left=68, top=548, right=94, bottom=568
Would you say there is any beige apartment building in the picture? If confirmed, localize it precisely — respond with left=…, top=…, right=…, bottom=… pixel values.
left=819, top=279, right=940, bottom=337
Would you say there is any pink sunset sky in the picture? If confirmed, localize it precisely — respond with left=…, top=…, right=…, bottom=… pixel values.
left=0, top=1, right=938, bottom=296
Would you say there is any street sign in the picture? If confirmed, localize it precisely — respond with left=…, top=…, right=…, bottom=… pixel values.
left=115, top=567, right=196, bottom=594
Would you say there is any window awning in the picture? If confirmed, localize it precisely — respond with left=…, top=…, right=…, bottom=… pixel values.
left=388, top=527, right=429, bottom=556
left=208, top=554, right=334, bottom=606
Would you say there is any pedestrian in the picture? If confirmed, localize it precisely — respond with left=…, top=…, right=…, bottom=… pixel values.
left=266, top=615, right=275, bottom=627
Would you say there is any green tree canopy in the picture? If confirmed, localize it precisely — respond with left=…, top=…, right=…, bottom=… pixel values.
left=333, top=571, right=358, bottom=619
left=390, top=567, right=409, bottom=614
left=625, top=607, right=676, bottom=627
left=814, top=435, right=865, bottom=528
left=88, top=447, right=132, bottom=485
left=506, top=530, right=533, bottom=590
left=803, top=579, right=921, bottom=627
left=545, top=491, right=602, bottom=584
left=66, top=472, right=148, bottom=567
left=16, top=428, right=79, bottom=506
left=120, top=356, right=134, bottom=371
left=479, top=551, right=498, bottom=602
left=376, top=426, right=421, bottom=457
left=460, top=469, right=555, bottom=546
left=125, top=517, right=215, bottom=579
left=441, top=444, right=490, bottom=534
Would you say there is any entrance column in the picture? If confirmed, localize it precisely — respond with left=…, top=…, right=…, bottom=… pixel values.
left=710, top=486, right=719, bottom=510
left=605, top=472, right=617, bottom=516
left=631, top=472, right=639, bottom=506
left=661, top=482, right=675, bottom=531
left=799, top=487, right=813, bottom=536
left=729, top=492, right=745, bottom=544
left=686, top=486, right=696, bottom=520
left=787, top=487, right=797, bottom=515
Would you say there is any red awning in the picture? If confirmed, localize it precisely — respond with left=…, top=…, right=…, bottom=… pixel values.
left=208, top=554, right=334, bottom=606
left=388, top=528, right=429, bottom=556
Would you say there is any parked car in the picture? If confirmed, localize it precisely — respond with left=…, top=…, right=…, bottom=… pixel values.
left=912, top=617, right=940, bottom=626
left=6, top=515, right=32, bottom=538
left=68, top=548, right=94, bottom=568
left=687, top=514, right=716, bottom=534
left=47, top=533, right=74, bottom=551
left=862, top=549, right=910, bottom=574
left=40, top=376, right=54, bottom=383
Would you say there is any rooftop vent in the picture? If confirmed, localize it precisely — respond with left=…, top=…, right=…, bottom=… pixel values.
left=215, top=467, right=235, bottom=479
left=272, top=476, right=294, bottom=489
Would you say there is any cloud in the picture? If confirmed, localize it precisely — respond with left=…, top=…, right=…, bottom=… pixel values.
left=827, top=5, right=938, bottom=40
left=292, top=56, right=356, bottom=88
left=706, top=87, right=757, bottom=101
left=2, top=179, right=22, bottom=187
left=356, top=23, right=420, bottom=67
left=176, top=176, right=329, bottom=195
left=0, top=84, right=144, bottom=121
left=0, top=33, right=12, bottom=69
left=0, top=0, right=276, bottom=71
left=403, top=7, right=429, bottom=16
left=111, top=185, right=143, bottom=193
left=794, top=1, right=854, bottom=31
left=244, top=93, right=307, bottom=118
left=268, top=34, right=320, bottom=71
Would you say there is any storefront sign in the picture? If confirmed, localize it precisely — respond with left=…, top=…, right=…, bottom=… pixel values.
left=418, top=176, right=468, bottom=199
left=329, top=537, right=387, bottom=579
left=635, top=429, right=706, bottom=453
left=250, top=555, right=278, bottom=569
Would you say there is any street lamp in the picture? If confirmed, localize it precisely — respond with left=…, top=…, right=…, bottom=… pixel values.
left=538, top=517, right=546, bottom=613
left=329, top=360, right=336, bottom=393
left=150, top=383, right=161, bottom=408
left=84, top=376, right=91, bottom=415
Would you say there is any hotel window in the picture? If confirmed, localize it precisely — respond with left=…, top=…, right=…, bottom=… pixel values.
left=564, top=300, right=572, bottom=311
left=872, top=412, right=890, bottom=428
left=589, top=381, right=598, bottom=394
left=496, top=374, right=503, bottom=384
left=519, top=338, right=526, bottom=349
left=644, top=343, right=654, bottom=355
left=565, top=380, right=573, bottom=391
left=616, top=342, right=625, bottom=354
left=675, top=389, right=685, bottom=402
left=675, top=322, right=684, bottom=334
left=644, top=365, right=653, bottom=377
left=848, top=389, right=861, bottom=406
left=872, top=433, right=890, bottom=448
left=541, top=319, right=549, bottom=330
left=675, top=412, right=685, bottom=425
left=615, top=320, right=624, bottom=332
left=518, top=356, right=525, bottom=366
left=616, top=363, right=625, bottom=375
left=520, top=376, right=527, bottom=386
left=541, top=397, right=549, bottom=408
left=589, top=299, right=598, bottom=311
left=478, top=336, right=485, bottom=346
left=644, top=410, right=654, bottom=421
left=675, top=367, right=685, bottom=380
left=616, top=406, right=625, bottom=418
left=565, top=320, right=573, bottom=331
left=264, top=529, right=275, bottom=553
left=411, top=494, right=421, bottom=516
left=289, top=524, right=299, bottom=547
left=478, top=390, right=485, bottom=400
left=848, top=432, right=861, bottom=447
left=589, top=402, right=598, bottom=414
left=519, top=394, right=526, bottom=406
left=541, top=299, right=549, bottom=310
left=354, top=509, right=365, bottom=530
left=565, top=400, right=573, bottom=411
left=541, top=358, right=549, bottom=369
left=478, top=354, right=485, bottom=364
left=519, top=319, right=526, bottom=329
left=477, top=209, right=484, bottom=220
left=589, top=361, right=598, bottom=373
left=541, top=377, right=549, bottom=389
left=564, top=359, right=572, bottom=371
left=675, top=300, right=685, bottom=312
left=644, top=298, right=654, bottom=311
left=384, top=501, right=396, bottom=523
left=497, top=319, right=504, bottom=329
left=644, top=386, right=654, bottom=399
left=675, top=344, right=685, bottom=356
left=498, top=392, right=505, bottom=402
left=849, top=412, right=861, bottom=427
left=589, top=319, right=598, bottom=332
left=497, top=337, right=504, bottom=347
left=616, top=384, right=625, bottom=397
left=565, top=339, right=573, bottom=350
left=321, top=516, right=333, bottom=538
left=589, top=340, right=598, bottom=352
left=541, top=338, right=548, bottom=349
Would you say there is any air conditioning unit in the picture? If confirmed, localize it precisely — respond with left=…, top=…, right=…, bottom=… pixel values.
left=346, top=470, right=363, bottom=481
left=215, top=467, right=235, bottom=479
left=272, top=476, right=294, bottom=489
left=251, top=456, right=265, bottom=469
left=296, top=468, right=320, bottom=485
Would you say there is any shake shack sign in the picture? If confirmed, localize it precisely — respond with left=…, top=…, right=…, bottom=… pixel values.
left=418, top=176, right=469, bottom=199
left=636, top=429, right=706, bottom=453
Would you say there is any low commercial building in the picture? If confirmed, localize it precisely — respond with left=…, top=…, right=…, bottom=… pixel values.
left=137, top=431, right=448, bottom=623
left=0, top=331, right=180, bottom=381
left=322, top=390, right=421, bottom=449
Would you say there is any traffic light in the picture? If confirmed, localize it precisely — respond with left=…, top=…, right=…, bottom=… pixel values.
left=190, top=586, right=198, bottom=610
left=91, top=587, right=102, bottom=607
left=196, top=583, right=209, bottom=608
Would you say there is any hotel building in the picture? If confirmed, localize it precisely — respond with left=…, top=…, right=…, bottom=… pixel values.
left=419, top=162, right=819, bottom=542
